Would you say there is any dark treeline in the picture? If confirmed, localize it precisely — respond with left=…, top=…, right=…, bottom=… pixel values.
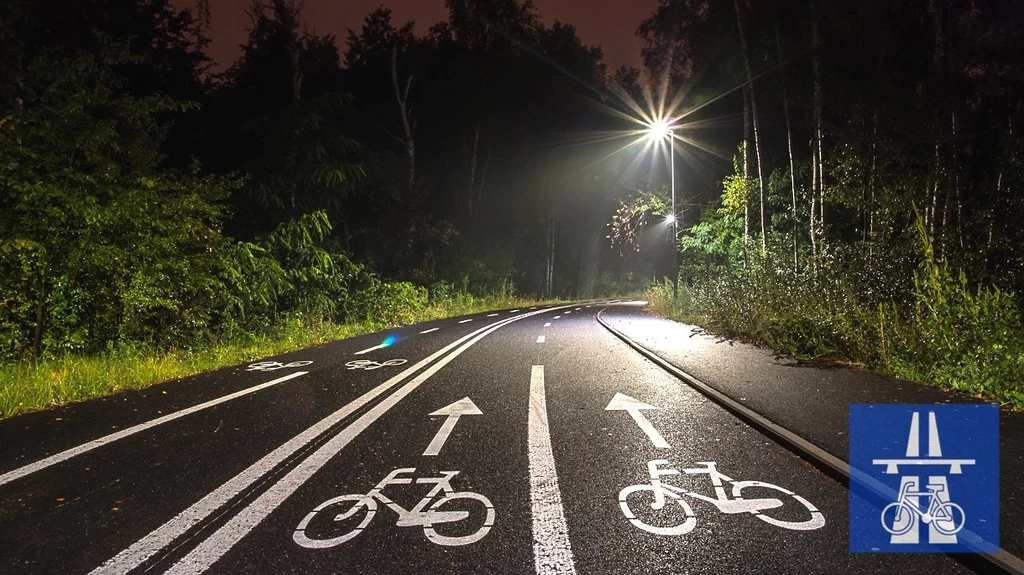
left=0, top=0, right=657, bottom=361
left=2, top=0, right=1023, bottom=400
left=622, top=0, right=1024, bottom=403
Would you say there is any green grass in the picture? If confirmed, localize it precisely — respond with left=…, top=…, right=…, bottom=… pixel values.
left=0, top=294, right=555, bottom=420
left=644, top=268, right=1024, bottom=410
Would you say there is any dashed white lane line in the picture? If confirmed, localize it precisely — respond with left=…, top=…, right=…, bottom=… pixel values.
left=553, top=316, right=561, bottom=320
left=564, top=311, right=571, bottom=315
left=529, top=307, right=537, bottom=309
left=420, top=328, right=439, bottom=334
left=0, top=372, right=308, bottom=488
left=510, top=309, right=521, bottom=313
left=354, top=343, right=388, bottom=355
left=544, top=323, right=551, bottom=327
left=459, top=319, right=473, bottom=324
left=487, top=313, right=500, bottom=317
left=528, top=365, right=577, bottom=574
left=536, top=335, right=546, bottom=343
left=574, top=308, right=581, bottom=311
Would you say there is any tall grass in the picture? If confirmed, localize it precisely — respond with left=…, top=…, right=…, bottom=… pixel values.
left=647, top=232, right=1024, bottom=408
left=0, top=290, right=551, bottom=419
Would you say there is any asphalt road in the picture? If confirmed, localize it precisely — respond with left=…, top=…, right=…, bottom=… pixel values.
left=0, top=303, right=978, bottom=574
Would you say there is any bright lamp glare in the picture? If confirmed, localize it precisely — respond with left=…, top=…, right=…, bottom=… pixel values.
left=648, top=120, right=671, bottom=141
left=665, top=214, right=676, bottom=225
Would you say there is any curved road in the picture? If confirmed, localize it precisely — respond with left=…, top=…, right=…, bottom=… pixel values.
left=0, top=303, right=975, bottom=574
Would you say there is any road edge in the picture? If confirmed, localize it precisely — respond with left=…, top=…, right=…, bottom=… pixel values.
left=596, top=304, right=1024, bottom=575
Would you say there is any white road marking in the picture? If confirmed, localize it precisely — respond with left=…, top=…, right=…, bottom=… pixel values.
left=510, top=309, right=521, bottom=313
left=574, top=308, right=581, bottom=311
left=536, top=335, right=546, bottom=343
left=354, top=343, right=388, bottom=355
left=422, top=398, right=482, bottom=456
left=155, top=308, right=568, bottom=575
left=529, top=307, right=537, bottom=310
left=564, top=311, right=571, bottom=315
left=544, top=323, right=551, bottom=327
left=553, top=316, right=561, bottom=320
left=528, top=366, right=577, bottom=574
left=487, top=313, right=499, bottom=317
left=420, top=328, right=439, bottom=334
left=0, top=372, right=308, bottom=489
left=458, top=319, right=473, bottom=324
left=605, top=393, right=670, bottom=449
left=90, top=313, right=537, bottom=575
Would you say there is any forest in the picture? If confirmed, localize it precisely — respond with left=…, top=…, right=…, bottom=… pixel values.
left=1, top=0, right=1023, bottom=411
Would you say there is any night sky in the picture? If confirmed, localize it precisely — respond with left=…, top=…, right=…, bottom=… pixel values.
left=178, top=0, right=657, bottom=72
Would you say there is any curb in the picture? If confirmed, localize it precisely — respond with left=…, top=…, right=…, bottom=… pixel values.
left=596, top=304, right=1024, bottom=575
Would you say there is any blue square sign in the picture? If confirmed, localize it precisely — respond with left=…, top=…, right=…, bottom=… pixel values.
left=849, top=404, right=999, bottom=553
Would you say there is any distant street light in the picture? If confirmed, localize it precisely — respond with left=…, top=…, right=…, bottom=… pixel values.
left=647, top=120, right=678, bottom=298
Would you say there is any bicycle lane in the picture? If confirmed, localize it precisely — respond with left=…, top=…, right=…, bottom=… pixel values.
left=0, top=312, right=548, bottom=575
left=150, top=311, right=561, bottom=574
left=539, top=309, right=971, bottom=574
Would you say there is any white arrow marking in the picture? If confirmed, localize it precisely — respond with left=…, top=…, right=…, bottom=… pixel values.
left=605, top=393, right=670, bottom=449
left=423, top=397, right=482, bottom=456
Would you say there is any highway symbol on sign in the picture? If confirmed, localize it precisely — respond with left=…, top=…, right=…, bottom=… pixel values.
left=605, top=393, right=670, bottom=449
left=423, top=398, right=482, bottom=456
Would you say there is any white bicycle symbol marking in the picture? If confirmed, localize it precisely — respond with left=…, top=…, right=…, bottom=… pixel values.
left=246, top=361, right=313, bottom=372
left=294, top=468, right=495, bottom=548
left=345, top=359, right=407, bottom=371
left=881, top=479, right=965, bottom=536
left=619, top=460, right=825, bottom=535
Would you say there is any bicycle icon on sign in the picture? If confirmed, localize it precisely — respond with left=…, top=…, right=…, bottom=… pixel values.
left=345, top=359, right=407, bottom=371
left=247, top=361, right=313, bottom=372
left=294, top=468, right=495, bottom=548
left=881, top=479, right=965, bottom=537
left=619, top=460, right=825, bottom=535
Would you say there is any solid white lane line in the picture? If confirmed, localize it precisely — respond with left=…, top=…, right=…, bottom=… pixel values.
left=420, top=328, right=439, bottom=334
left=458, top=319, right=473, bottom=324
left=544, top=323, right=551, bottom=327
left=528, top=366, right=577, bottom=574
left=91, top=314, right=533, bottom=575
left=487, top=313, right=500, bottom=317
left=354, top=343, right=387, bottom=355
left=536, top=336, right=546, bottom=343
left=165, top=311, right=558, bottom=575
left=0, top=372, right=308, bottom=489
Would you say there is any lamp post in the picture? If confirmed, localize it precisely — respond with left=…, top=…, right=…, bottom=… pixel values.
left=649, top=120, right=678, bottom=298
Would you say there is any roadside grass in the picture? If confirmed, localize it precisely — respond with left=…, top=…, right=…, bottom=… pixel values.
left=645, top=263, right=1024, bottom=410
left=0, top=294, right=554, bottom=420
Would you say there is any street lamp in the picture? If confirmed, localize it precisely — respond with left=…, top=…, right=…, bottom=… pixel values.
left=648, top=120, right=678, bottom=298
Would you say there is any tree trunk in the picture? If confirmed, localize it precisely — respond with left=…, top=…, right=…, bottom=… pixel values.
left=810, top=0, right=825, bottom=238
left=734, top=0, right=767, bottom=255
left=32, top=272, right=46, bottom=361
left=810, top=144, right=819, bottom=272
left=776, top=19, right=799, bottom=273
left=742, top=86, right=751, bottom=252
left=467, top=118, right=481, bottom=222
left=391, top=46, right=416, bottom=193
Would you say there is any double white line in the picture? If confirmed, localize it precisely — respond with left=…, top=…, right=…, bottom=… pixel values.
left=93, top=306, right=567, bottom=575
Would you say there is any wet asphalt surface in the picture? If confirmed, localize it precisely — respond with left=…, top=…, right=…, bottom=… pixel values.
left=0, top=304, right=979, bottom=574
